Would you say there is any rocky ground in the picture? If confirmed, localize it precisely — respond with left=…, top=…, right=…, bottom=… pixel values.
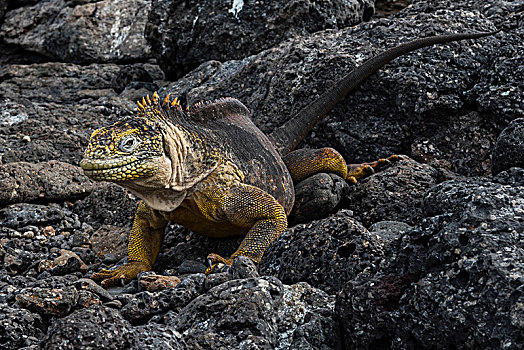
left=0, top=0, right=523, bottom=349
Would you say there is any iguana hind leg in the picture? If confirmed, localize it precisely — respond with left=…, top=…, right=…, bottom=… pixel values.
left=283, top=147, right=348, bottom=183
left=200, top=184, right=287, bottom=272
left=347, top=154, right=403, bottom=183
left=284, top=147, right=403, bottom=184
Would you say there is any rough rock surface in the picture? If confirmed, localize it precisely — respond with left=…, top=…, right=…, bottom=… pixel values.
left=344, top=157, right=440, bottom=226
left=172, top=276, right=283, bottom=348
left=491, top=118, right=524, bottom=175
left=0, top=160, right=95, bottom=205
left=1, top=0, right=152, bottom=63
left=260, top=209, right=385, bottom=294
left=146, top=0, right=376, bottom=78
left=290, top=172, right=349, bottom=225
left=337, top=176, right=524, bottom=349
left=158, top=1, right=521, bottom=177
left=0, top=0, right=522, bottom=349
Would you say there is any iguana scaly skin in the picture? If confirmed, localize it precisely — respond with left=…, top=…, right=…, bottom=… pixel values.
left=81, top=31, right=497, bottom=286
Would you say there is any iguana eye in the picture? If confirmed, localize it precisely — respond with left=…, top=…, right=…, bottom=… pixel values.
left=119, top=135, right=139, bottom=152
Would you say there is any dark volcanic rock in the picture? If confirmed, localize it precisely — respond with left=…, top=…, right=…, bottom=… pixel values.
left=146, top=0, right=375, bottom=78
left=410, top=111, right=498, bottom=176
left=290, top=173, right=349, bottom=225
left=229, top=255, right=260, bottom=280
left=0, top=0, right=522, bottom=349
left=0, top=203, right=64, bottom=229
left=278, top=282, right=340, bottom=349
left=16, top=285, right=79, bottom=317
left=344, top=158, right=439, bottom=226
left=130, top=322, right=187, bottom=349
left=73, top=183, right=138, bottom=230
left=121, top=273, right=205, bottom=324
left=491, top=118, right=524, bottom=175
left=1, top=0, right=152, bottom=63
left=173, top=277, right=283, bottom=348
left=160, top=9, right=517, bottom=177
left=0, top=161, right=94, bottom=205
left=0, top=304, right=43, bottom=349
left=336, top=177, right=524, bottom=349
left=41, top=305, right=132, bottom=349
left=0, top=61, right=163, bottom=165
left=260, top=209, right=385, bottom=294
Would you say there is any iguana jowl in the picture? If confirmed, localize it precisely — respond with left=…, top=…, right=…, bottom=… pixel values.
left=80, top=31, right=496, bottom=286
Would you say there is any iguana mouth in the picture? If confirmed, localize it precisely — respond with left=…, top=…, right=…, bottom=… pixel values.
left=80, top=156, right=153, bottom=181
left=80, top=156, right=138, bottom=171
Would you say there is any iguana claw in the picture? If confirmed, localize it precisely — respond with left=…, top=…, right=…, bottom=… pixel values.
left=92, top=260, right=151, bottom=287
left=205, top=253, right=234, bottom=274
left=347, top=154, right=404, bottom=183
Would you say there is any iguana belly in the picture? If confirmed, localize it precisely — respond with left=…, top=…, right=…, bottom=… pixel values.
left=161, top=199, right=250, bottom=238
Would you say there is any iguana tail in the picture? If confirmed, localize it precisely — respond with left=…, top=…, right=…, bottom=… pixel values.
left=268, top=30, right=499, bottom=155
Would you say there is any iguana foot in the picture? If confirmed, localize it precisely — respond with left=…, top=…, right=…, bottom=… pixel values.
left=346, top=155, right=403, bottom=183
left=92, top=261, right=151, bottom=287
left=205, top=253, right=234, bottom=274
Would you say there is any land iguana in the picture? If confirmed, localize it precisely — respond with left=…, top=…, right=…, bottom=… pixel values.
left=80, top=31, right=497, bottom=287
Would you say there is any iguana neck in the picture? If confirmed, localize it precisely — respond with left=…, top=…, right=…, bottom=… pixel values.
left=162, top=121, right=220, bottom=192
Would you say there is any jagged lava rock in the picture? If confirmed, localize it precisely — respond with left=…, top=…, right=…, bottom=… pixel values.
left=491, top=118, right=524, bottom=175
left=0, top=62, right=163, bottom=165
left=160, top=9, right=521, bottom=176
left=0, top=0, right=152, bottom=63
left=336, top=176, right=524, bottom=349
left=260, top=209, right=385, bottom=294
left=172, top=276, right=283, bottom=348
left=0, top=303, right=44, bottom=349
left=0, top=161, right=95, bottom=205
left=344, top=158, right=439, bottom=226
left=290, top=173, right=349, bottom=225
left=146, top=0, right=375, bottom=78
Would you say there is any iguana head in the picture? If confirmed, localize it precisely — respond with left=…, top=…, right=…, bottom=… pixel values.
left=80, top=92, right=176, bottom=188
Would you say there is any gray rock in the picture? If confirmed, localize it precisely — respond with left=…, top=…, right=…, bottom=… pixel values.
left=162, top=8, right=514, bottom=177
left=368, top=220, right=412, bottom=240
left=410, top=111, right=497, bottom=176
left=41, top=305, right=132, bottom=350
left=173, top=277, right=283, bottom=348
left=290, top=173, right=349, bottom=225
left=178, top=259, right=207, bottom=274
left=0, top=303, right=43, bottom=349
left=73, top=183, right=138, bottom=230
left=130, top=322, right=186, bottom=349
left=0, top=161, right=95, bottom=205
left=0, top=203, right=64, bottom=229
left=336, top=177, right=524, bottom=349
left=1, top=0, right=152, bottom=63
left=492, top=167, right=524, bottom=186
left=278, top=282, right=339, bottom=349
left=491, top=118, right=524, bottom=175
left=229, top=255, right=260, bottom=280
left=16, top=285, right=79, bottom=317
left=75, top=278, right=113, bottom=302
left=204, top=272, right=230, bottom=291
left=146, top=0, right=375, bottom=78
left=260, top=209, right=384, bottom=294
left=121, top=273, right=205, bottom=323
left=345, top=158, right=439, bottom=226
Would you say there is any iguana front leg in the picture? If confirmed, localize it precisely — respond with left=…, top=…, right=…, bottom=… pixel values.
left=200, top=184, right=287, bottom=271
left=92, top=201, right=167, bottom=287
